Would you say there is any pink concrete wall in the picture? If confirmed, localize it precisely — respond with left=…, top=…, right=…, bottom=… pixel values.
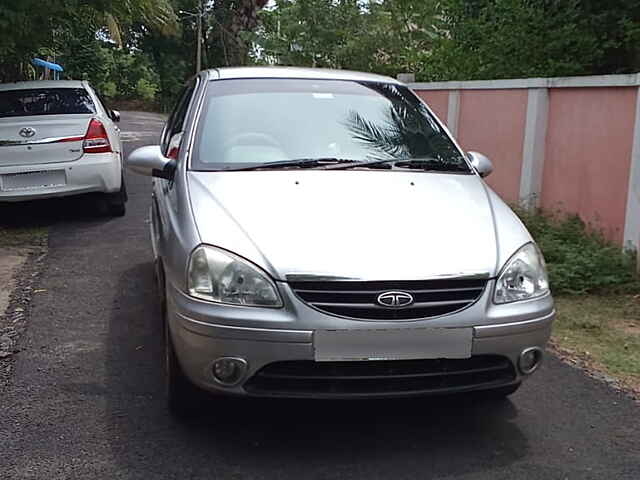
left=541, top=87, right=637, bottom=244
left=415, top=90, right=449, bottom=124
left=456, top=89, right=528, bottom=204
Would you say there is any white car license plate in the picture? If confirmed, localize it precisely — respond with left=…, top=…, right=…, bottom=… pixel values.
left=314, top=327, right=473, bottom=362
left=1, top=170, right=66, bottom=191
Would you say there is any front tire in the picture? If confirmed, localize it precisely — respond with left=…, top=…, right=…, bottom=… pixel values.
left=164, top=295, right=205, bottom=418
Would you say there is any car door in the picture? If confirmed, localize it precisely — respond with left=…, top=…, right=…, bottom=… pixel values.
left=153, top=79, right=199, bottom=262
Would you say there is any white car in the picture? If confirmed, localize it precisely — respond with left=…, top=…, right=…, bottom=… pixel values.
left=0, top=80, right=127, bottom=216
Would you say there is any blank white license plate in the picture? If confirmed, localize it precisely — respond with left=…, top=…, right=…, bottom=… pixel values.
left=314, top=327, right=473, bottom=362
left=1, top=170, right=66, bottom=191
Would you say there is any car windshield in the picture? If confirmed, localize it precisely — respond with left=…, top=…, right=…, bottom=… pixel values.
left=192, top=78, right=470, bottom=173
left=0, top=88, right=95, bottom=118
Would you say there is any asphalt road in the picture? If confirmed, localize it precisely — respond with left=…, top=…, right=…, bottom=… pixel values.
left=0, top=112, right=638, bottom=480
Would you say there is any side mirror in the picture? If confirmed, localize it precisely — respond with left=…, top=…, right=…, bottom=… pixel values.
left=110, top=109, right=121, bottom=123
left=126, top=145, right=176, bottom=179
left=467, top=151, right=494, bottom=178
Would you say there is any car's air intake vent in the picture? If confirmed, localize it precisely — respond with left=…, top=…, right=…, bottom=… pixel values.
left=289, top=278, right=487, bottom=320
left=244, top=355, right=515, bottom=398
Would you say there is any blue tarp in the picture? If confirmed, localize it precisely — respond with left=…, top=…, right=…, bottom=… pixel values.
left=31, top=58, right=64, bottom=72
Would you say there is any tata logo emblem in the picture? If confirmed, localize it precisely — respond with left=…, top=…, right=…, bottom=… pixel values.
left=377, top=291, right=414, bottom=308
left=19, top=127, right=36, bottom=138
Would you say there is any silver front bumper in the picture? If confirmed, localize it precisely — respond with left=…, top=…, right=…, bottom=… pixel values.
left=167, top=280, right=554, bottom=398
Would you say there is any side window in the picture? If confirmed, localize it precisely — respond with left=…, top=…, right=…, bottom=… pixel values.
left=85, top=84, right=108, bottom=115
left=96, top=95, right=115, bottom=122
left=161, top=81, right=196, bottom=157
left=96, top=95, right=110, bottom=115
left=160, top=86, right=186, bottom=153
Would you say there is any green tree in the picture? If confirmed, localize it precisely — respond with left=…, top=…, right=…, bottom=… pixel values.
left=3, top=0, right=638, bottom=107
left=576, top=0, right=640, bottom=75
left=140, top=0, right=270, bottom=108
left=422, top=0, right=603, bottom=81
left=255, top=0, right=368, bottom=69
left=254, top=0, right=640, bottom=81
left=254, top=0, right=442, bottom=75
left=0, top=0, right=176, bottom=82
left=363, top=0, right=441, bottom=76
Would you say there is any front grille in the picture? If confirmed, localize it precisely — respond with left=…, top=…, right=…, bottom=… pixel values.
left=289, top=279, right=487, bottom=320
left=244, top=355, right=516, bottom=398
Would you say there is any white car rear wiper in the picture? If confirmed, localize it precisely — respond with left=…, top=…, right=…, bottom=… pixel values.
left=221, top=158, right=361, bottom=171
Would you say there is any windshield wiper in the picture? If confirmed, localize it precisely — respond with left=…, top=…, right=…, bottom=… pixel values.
left=393, top=159, right=470, bottom=173
left=326, top=156, right=470, bottom=173
left=221, top=157, right=360, bottom=171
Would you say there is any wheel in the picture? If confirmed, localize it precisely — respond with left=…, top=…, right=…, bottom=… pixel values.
left=103, top=175, right=127, bottom=217
left=163, top=294, right=205, bottom=418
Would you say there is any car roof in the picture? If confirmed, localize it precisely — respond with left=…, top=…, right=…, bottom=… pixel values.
left=207, top=66, right=401, bottom=85
left=0, top=80, right=87, bottom=91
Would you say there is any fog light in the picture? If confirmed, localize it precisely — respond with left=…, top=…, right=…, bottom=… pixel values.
left=212, top=357, right=247, bottom=386
left=518, top=347, right=543, bottom=374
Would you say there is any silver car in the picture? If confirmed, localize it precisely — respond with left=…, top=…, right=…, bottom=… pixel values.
left=0, top=80, right=126, bottom=216
left=127, top=67, right=554, bottom=416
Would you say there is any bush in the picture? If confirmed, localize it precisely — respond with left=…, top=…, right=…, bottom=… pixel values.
left=136, top=78, right=159, bottom=101
left=515, top=209, right=638, bottom=295
left=98, top=81, right=118, bottom=99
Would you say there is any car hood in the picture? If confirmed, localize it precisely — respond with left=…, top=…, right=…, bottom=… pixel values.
left=187, top=170, right=531, bottom=281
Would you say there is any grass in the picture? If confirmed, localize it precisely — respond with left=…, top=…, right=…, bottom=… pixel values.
left=0, top=225, right=48, bottom=248
left=553, top=294, right=640, bottom=394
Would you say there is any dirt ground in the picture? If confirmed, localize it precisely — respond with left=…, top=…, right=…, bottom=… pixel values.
left=0, top=248, right=28, bottom=319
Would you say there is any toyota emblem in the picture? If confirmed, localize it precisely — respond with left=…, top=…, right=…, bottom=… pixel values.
left=377, top=291, right=414, bottom=307
left=19, top=127, right=36, bottom=138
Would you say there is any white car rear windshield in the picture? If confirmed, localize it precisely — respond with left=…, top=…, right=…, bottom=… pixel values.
left=0, top=88, right=95, bottom=118
left=192, top=79, right=469, bottom=173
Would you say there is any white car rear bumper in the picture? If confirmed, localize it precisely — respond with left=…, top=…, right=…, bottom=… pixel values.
left=0, top=152, right=121, bottom=201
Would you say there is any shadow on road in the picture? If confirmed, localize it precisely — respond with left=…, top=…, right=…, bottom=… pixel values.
left=104, top=261, right=530, bottom=479
left=0, top=194, right=112, bottom=229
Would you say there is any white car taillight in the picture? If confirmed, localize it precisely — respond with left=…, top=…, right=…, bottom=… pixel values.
left=166, top=132, right=182, bottom=160
left=83, top=118, right=112, bottom=154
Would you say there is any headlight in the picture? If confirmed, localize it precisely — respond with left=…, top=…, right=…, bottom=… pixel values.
left=494, top=243, right=549, bottom=304
left=187, top=245, right=282, bottom=307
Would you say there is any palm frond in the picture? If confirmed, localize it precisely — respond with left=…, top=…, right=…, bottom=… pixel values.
left=105, top=0, right=178, bottom=35
left=104, top=13, right=123, bottom=46
left=345, top=110, right=408, bottom=158
left=138, top=0, right=178, bottom=35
